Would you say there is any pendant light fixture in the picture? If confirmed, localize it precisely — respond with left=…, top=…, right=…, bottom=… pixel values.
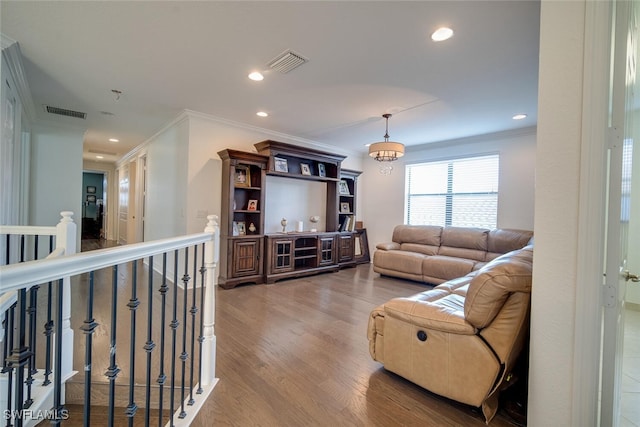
left=368, top=113, right=405, bottom=174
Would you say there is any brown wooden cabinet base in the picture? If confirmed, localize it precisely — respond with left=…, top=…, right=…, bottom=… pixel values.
left=264, top=232, right=350, bottom=284
left=219, top=236, right=264, bottom=289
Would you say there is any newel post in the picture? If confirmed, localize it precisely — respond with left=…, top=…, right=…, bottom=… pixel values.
left=202, top=215, right=219, bottom=385
left=56, top=211, right=76, bottom=380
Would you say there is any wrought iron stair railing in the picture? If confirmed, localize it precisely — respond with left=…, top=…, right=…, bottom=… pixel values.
left=0, top=212, right=220, bottom=427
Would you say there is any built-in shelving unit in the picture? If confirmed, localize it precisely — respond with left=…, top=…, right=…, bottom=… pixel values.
left=218, top=149, right=269, bottom=289
left=218, top=141, right=362, bottom=288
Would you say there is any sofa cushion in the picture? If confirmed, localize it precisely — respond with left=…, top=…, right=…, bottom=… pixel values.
left=440, top=226, right=489, bottom=251
left=384, top=292, right=476, bottom=335
left=464, top=246, right=533, bottom=329
left=400, top=242, right=439, bottom=256
left=486, top=229, right=534, bottom=261
left=374, top=250, right=426, bottom=275
left=392, top=225, right=442, bottom=246
left=422, top=255, right=476, bottom=283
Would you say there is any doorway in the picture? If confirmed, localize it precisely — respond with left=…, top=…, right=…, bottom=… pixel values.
left=82, top=171, right=106, bottom=240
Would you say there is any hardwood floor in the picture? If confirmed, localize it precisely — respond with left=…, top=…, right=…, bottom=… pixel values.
left=192, top=265, right=522, bottom=426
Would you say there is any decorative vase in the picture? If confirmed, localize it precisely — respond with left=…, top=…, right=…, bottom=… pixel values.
left=249, top=223, right=256, bottom=233
left=309, top=215, right=320, bottom=232
left=280, top=218, right=287, bottom=233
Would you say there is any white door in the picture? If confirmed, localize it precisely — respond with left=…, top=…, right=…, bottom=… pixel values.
left=601, top=1, right=639, bottom=425
left=118, top=165, right=129, bottom=245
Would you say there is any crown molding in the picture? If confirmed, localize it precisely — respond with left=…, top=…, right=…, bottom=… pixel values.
left=116, top=112, right=190, bottom=166
left=1, top=36, right=37, bottom=124
left=182, top=109, right=360, bottom=158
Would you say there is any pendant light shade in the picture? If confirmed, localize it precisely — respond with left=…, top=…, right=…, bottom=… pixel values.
left=368, top=114, right=405, bottom=173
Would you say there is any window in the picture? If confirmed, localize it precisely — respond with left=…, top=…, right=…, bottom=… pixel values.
left=405, top=154, right=499, bottom=228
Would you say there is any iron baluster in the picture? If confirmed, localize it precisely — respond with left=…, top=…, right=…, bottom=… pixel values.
left=179, top=249, right=190, bottom=419
left=126, top=261, right=140, bottom=425
left=157, top=253, right=168, bottom=427
left=51, top=279, right=65, bottom=426
left=6, top=288, right=31, bottom=427
left=24, top=285, right=38, bottom=409
left=42, top=281, right=53, bottom=386
left=169, top=250, right=180, bottom=426
left=81, top=270, right=98, bottom=427
left=197, top=243, right=206, bottom=394
left=42, top=237, right=55, bottom=387
left=188, top=246, right=198, bottom=405
left=144, top=256, right=156, bottom=427
left=106, top=265, right=121, bottom=427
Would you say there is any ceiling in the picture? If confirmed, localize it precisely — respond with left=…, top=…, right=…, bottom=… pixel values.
left=1, top=1, right=540, bottom=162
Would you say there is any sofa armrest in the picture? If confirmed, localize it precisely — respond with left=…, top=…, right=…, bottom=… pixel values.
left=384, top=296, right=477, bottom=335
left=376, top=242, right=401, bottom=250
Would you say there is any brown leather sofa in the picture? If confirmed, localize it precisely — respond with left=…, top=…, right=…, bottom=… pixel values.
left=367, top=245, right=533, bottom=422
left=373, top=225, right=533, bottom=285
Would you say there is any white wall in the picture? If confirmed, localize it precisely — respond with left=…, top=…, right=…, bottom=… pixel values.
left=529, top=0, right=593, bottom=424
left=30, top=123, right=84, bottom=232
left=142, top=117, right=189, bottom=240
left=264, top=176, right=327, bottom=233
left=360, top=128, right=536, bottom=255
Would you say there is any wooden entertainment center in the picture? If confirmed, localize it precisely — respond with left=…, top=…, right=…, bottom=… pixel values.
left=218, top=140, right=363, bottom=289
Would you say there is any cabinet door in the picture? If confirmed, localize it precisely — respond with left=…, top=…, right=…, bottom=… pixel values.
left=318, top=236, right=336, bottom=266
left=270, top=238, right=294, bottom=274
left=232, top=238, right=261, bottom=277
left=338, top=234, right=354, bottom=262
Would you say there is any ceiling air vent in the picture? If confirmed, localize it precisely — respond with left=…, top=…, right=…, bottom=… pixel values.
left=44, top=105, right=87, bottom=119
left=267, top=49, right=308, bottom=73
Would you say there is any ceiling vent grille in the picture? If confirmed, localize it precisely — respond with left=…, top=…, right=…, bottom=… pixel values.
left=44, top=105, right=87, bottom=119
left=267, top=50, right=308, bottom=73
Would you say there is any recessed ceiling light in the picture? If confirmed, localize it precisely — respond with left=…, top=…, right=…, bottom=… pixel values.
left=108, top=138, right=119, bottom=142
left=256, top=111, right=268, bottom=117
left=248, top=71, right=264, bottom=81
left=512, top=114, right=527, bottom=120
left=96, top=155, right=104, bottom=159
left=431, top=27, right=454, bottom=42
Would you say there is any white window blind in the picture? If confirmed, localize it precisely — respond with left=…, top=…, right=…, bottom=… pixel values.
left=405, top=154, right=499, bottom=228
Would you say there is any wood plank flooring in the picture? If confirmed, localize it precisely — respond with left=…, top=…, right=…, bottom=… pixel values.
left=192, top=265, right=522, bottom=427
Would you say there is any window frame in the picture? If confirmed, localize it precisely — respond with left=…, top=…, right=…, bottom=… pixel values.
left=404, top=153, right=500, bottom=229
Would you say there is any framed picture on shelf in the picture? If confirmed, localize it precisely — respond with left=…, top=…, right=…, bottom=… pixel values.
left=274, top=157, right=288, bottom=173
left=338, top=180, right=350, bottom=195
left=86, top=186, right=96, bottom=194
left=234, top=165, right=251, bottom=187
left=340, top=202, right=350, bottom=213
left=318, top=163, right=326, bottom=177
left=247, top=199, right=258, bottom=211
left=300, top=163, right=311, bottom=175
left=237, top=221, right=246, bottom=236
left=86, top=195, right=96, bottom=203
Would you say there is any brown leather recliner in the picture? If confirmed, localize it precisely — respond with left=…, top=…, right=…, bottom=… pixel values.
left=367, top=245, right=533, bottom=423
